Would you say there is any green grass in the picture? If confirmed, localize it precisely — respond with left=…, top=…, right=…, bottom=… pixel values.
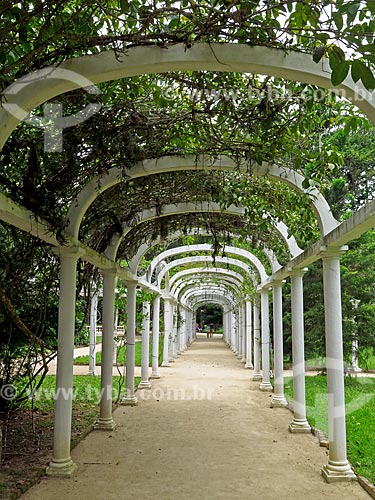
left=284, top=375, right=375, bottom=483
left=1, top=374, right=141, bottom=499
left=74, top=335, right=164, bottom=366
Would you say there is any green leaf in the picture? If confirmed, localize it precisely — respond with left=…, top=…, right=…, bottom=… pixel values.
left=329, top=45, right=346, bottom=72
left=351, top=59, right=363, bottom=82
left=333, top=12, right=343, bottom=31
left=360, top=44, right=375, bottom=54
left=359, top=64, right=375, bottom=90
left=313, top=46, right=327, bottom=64
left=302, top=178, right=311, bottom=190
left=0, top=51, right=6, bottom=64
left=348, top=2, right=360, bottom=16
left=315, top=33, right=330, bottom=43
left=331, top=61, right=350, bottom=86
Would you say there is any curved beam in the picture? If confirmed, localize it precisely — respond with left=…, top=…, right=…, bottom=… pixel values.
left=181, top=282, right=240, bottom=303
left=172, top=274, right=244, bottom=301
left=66, top=156, right=337, bottom=240
left=170, top=267, right=245, bottom=293
left=2, top=42, right=374, bottom=150
left=145, top=244, right=267, bottom=283
left=182, top=287, right=237, bottom=307
left=156, top=255, right=264, bottom=288
left=128, top=227, right=301, bottom=274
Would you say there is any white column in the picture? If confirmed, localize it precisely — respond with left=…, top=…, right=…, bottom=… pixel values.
left=162, top=297, right=172, bottom=366
left=223, top=309, right=228, bottom=345
left=321, top=247, right=356, bottom=482
left=88, top=289, right=98, bottom=376
left=271, top=281, right=287, bottom=407
left=180, top=307, right=186, bottom=352
left=172, top=302, right=178, bottom=359
left=241, top=303, right=246, bottom=362
left=112, top=308, right=119, bottom=365
left=231, top=311, right=235, bottom=350
left=234, top=310, right=239, bottom=354
left=252, top=298, right=262, bottom=381
left=245, top=300, right=253, bottom=368
left=95, top=269, right=117, bottom=430
left=122, top=281, right=138, bottom=405
left=289, top=269, right=311, bottom=433
left=150, top=295, right=161, bottom=379
left=239, top=306, right=244, bottom=359
left=259, top=289, right=272, bottom=391
left=138, top=301, right=151, bottom=389
left=47, top=251, right=78, bottom=476
left=187, top=309, right=193, bottom=344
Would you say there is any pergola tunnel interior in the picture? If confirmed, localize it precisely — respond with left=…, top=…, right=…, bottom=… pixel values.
left=3, top=42, right=375, bottom=486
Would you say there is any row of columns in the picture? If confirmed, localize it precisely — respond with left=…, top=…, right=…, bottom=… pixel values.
left=47, top=252, right=196, bottom=476
left=47, top=246, right=354, bottom=482
left=224, top=247, right=355, bottom=482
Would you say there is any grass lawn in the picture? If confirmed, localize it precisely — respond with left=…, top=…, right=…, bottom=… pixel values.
left=0, top=374, right=141, bottom=499
left=284, top=375, right=375, bottom=483
left=74, top=335, right=164, bottom=366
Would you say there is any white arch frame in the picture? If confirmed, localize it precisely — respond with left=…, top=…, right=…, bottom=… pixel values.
left=156, top=255, right=264, bottom=289
left=172, top=273, right=246, bottom=302
left=170, top=268, right=245, bottom=293
left=142, top=243, right=272, bottom=281
left=66, top=156, right=337, bottom=240
left=129, top=223, right=302, bottom=275
left=3, top=42, right=374, bottom=149
left=146, top=244, right=267, bottom=284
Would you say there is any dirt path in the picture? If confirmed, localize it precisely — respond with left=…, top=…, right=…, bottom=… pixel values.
left=22, top=336, right=370, bottom=500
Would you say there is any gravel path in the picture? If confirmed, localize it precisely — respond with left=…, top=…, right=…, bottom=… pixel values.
left=22, top=336, right=370, bottom=500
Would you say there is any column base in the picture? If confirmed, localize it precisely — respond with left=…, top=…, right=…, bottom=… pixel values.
left=245, top=362, right=254, bottom=369
left=94, top=418, right=116, bottom=431
left=237, top=353, right=242, bottom=359
left=87, top=369, right=98, bottom=376
left=252, top=372, right=262, bottom=381
left=149, top=371, right=161, bottom=379
left=168, top=358, right=175, bottom=363
left=121, top=395, right=138, bottom=406
left=321, top=463, right=356, bottom=483
left=46, top=457, right=77, bottom=476
left=138, top=380, right=151, bottom=389
left=270, top=395, right=288, bottom=408
left=259, top=382, right=273, bottom=391
left=289, top=419, right=311, bottom=433
left=161, top=361, right=171, bottom=367
left=241, top=357, right=246, bottom=363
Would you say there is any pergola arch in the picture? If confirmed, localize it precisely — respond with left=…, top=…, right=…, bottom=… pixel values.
left=143, top=243, right=273, bottom=280
left=170, top=268, right=245, bottom=293
left=2, top=42, right=375, bottom=153
left=172, top=272, right=246, bottom=302
left=182, top=287, right=237, bottom=308
left=144, top=244, right=267, bottom=285
left=128, top=222, right=302, bottom=275
left=156, top=255, right=263, bottom=289
left=66, top=156, right=337, bottom=241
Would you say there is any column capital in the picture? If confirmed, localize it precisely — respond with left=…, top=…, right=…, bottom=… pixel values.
left=124, top=280, right=138, bottom=289
left=271, top=279, right=283, bottom=287
left=100, top=267, right=117, bottom=277
left=54, top=246, right=84, bottom=259
left=288, top=267, right=308, bottom=277
left=319, top=245, right=348, bottom=259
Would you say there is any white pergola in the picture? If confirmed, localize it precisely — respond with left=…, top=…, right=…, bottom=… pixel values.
left=3, top=42, right=375, bottom=483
